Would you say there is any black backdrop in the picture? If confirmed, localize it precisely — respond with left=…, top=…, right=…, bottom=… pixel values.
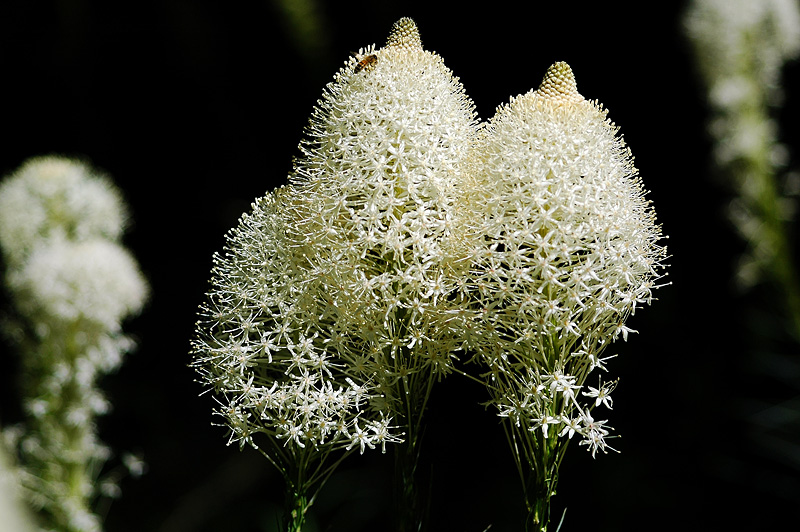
left=2, top=1, right=799, bottom=530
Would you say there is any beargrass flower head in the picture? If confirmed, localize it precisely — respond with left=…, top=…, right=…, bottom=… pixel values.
left=445, top=60, right=667, bottom=531
left=191, top=18, right=479, bottom=531
left=192, top=188, right=390, bottom=455
left=191, top=14, right=671, bottom=532
left=192, top=17, right=477, bottom=458
left=459, top=62, right=666, bottom=358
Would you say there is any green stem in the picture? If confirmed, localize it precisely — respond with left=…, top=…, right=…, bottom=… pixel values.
left=283, top=485, right=310, bottom=532
left=393, top=351, right=435, bottom=532
left=514, top=417, right=566, bottom=532
left=274, top=442, right=351, bottom=532
left=394, top=436, right=422, bottom=532
left=27, top=324, right=102, bottom=532
left=395, top=419, right=435, bottom=532
left=524, top=466, right=555, bottom=532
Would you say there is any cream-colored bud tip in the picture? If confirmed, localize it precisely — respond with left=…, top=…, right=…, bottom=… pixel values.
left=536, top=62, right=584, bottom=103
left=386, top=17, right=422, bottom=51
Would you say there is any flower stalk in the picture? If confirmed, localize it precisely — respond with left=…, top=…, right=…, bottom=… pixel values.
left=391, top=345, right=436, bottom=532
left=283, top=479, right=310, bottom=532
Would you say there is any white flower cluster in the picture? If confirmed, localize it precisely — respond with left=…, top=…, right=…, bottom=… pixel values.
left=194, top=191, right=399, bottom=455
left=192, top=18, right=666, bottom=501
left=493, top=369, right=617, bottom=458
left=450, top=62, right=666, bottom=456
left=288, top=19, right=477, bottom=416
left=193, top=19, right=477, bottom=465
left=0, top=156, right=148, bottom=532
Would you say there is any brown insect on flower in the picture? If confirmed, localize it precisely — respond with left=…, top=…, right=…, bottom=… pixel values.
left=354, top=54, right=378, bottom=73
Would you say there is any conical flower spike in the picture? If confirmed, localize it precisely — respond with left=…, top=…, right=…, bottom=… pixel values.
left=453, top=61, right=667, bottom=531
left=460, top=60, right=666, bottom=374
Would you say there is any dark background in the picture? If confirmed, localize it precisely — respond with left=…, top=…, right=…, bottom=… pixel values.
left=1, top=1, right=799, bottom=530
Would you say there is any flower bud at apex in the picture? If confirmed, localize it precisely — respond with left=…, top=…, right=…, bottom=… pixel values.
left=535, top=61, right=584, bottom=104
left=386, top=17, right=422, bottom=51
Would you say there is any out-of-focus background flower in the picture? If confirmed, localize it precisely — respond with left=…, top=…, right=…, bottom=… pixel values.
left=1, top=1, right=798, bottom=530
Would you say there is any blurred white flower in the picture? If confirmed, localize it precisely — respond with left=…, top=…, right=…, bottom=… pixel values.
left=0, top=155, right=148, bottom=532
left=10, top=238, right=147, bottom=332
left=0, top=439, right=36, bottom=532
left=686, top=0, right=800, bottom=112
left=0, top=156, right=127, bottom=267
